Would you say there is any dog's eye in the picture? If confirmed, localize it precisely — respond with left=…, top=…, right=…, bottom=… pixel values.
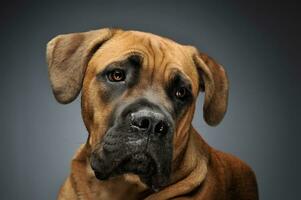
left=175, top=87, right=188, bottom=99
left=107, top=69, right=126, bottom=82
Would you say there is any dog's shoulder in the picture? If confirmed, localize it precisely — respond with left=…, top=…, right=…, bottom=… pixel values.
left=209, top=149, right=259, bottom=200
left=212, top=150, right=254, bottom=174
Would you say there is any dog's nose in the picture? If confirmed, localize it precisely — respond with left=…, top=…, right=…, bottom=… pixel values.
left=130, top=110, right=170, bottom=135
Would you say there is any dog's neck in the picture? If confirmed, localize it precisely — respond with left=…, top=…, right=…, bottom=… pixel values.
left=71, top=127, right=209, bottom=200
left=144, top=127, right=209, bottom=199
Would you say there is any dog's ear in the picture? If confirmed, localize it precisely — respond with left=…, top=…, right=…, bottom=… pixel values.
left=46, top=28, right=117, bottom=104
left=193, top=51, right=229, bottom=126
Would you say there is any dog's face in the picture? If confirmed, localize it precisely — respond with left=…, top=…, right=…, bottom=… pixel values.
left=47, top=29, right=228, bottom=191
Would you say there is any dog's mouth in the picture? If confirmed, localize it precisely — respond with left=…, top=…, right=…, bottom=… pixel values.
left=113, top=153, right=156, bottom=176
left=94, top=152, right=155, bottom=179
left=90, top=100, right=174, bottom=191
left=90, top=150, right=170, bottom=191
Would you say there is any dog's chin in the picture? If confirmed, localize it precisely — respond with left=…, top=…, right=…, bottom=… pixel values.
left=92, top=152, right=169, bottom=191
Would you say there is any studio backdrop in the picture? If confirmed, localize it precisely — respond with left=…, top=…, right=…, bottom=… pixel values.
left=0, top=0, right=299, bottom=199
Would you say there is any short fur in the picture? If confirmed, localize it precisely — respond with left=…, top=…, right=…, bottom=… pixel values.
left=46, top=28, right=258, bottom=200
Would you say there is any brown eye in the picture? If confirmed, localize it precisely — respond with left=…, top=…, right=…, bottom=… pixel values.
left=175, top=87, right=187, bottom=99
left=108, top=69, right=125, bottom=82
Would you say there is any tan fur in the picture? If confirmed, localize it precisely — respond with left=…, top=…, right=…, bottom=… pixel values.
left=47, top=28, right=258, bottom=200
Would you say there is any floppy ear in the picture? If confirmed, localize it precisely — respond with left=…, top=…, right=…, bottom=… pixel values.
left=193, top=52, right=229, bottom=126
left=46, top=28, right=116, bottom=104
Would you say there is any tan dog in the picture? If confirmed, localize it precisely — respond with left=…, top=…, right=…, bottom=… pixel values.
left=47, top=28, right=258, bottom=200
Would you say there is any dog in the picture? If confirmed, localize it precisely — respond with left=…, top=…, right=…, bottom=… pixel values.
left=46, top=28, right=258, bottom=200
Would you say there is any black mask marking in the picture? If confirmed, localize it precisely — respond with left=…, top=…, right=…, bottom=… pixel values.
left=166, top=72, right=193, bottom=117
left=90, top=98, right=174, bottom=191
left=96, top=54, right=142, bottom=103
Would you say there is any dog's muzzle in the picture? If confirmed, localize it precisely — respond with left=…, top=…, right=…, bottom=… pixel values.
left=90, top=99, right=174, bottom=191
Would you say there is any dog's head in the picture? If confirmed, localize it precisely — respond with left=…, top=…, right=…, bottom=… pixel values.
left=47, top=28, right=228, bottom=191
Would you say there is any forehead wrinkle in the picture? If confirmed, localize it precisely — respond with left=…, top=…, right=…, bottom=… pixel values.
left=146, top=38, right=156, bottom=84
left=93, top=31, right=175, bottom=72
left=137, top=36, right=153, bottom=69
left=157, top=41, right=170, bottom=72
left=171, top=46, right=199, bottom=95
left=91, top=44, right=149, bottom=74
left=152, top=39, right=168, bottom=85
left=139, top=36, right=168, bottom=85
left=167, top=67, right=194, bottom=88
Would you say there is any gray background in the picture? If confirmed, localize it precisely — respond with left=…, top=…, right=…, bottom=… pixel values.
left=0, top=0, right=299, bottom=199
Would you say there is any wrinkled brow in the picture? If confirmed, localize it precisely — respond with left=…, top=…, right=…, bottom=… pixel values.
left=104, top=53, right=143, bottom=69
left=168, top=69, right=193, bottom=91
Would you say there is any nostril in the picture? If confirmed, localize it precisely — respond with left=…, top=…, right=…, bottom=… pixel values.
left=132, top=117, right=151, bottom=130
left=154, top=121, right=169, bottom=135
left=140, top=118, right=150, bottom=129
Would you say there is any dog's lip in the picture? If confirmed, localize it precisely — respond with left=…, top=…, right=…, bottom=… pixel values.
left=117, top=153, right=156, bottom=175
left=91, top=150, right=172, bottom=191
left=91, top=152, right=156, bottom=180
